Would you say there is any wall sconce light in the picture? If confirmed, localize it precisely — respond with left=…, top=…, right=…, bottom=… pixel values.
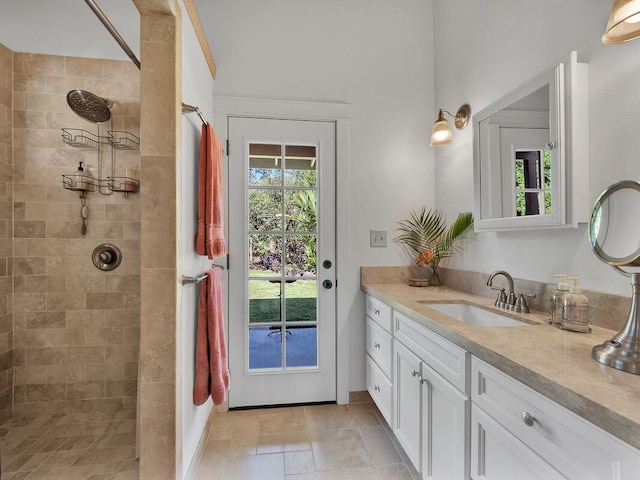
left=602, top=0, right=640, bottom=44
left=429, top=104, right=471, bottom=147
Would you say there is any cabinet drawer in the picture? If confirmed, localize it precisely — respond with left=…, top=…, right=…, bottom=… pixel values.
left=366, top=353, right=393, bottom=426
left=472, top=357, right=640, bottom=480
left=394, top=309, right=468, bottom=394
left=366, top=294, right=392, bottom=333
left=471, top=404, right=565, bottom=480
left=366, top=316, right=392, bottom=378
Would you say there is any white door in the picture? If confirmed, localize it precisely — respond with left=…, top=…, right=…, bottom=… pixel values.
left=227, top=117, right=336, bottom=408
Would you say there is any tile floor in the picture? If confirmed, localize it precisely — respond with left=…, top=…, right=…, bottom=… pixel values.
left=0, top=409, right=138, bottom=480
left=0, top=396, right=416, bottom=480
left=195, top=395, right=419, bottom=480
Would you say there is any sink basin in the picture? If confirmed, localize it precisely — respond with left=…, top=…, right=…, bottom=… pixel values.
left=421, top=302, right=532, bottom=328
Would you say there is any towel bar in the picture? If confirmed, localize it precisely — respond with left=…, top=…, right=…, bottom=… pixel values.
left=181, top=264, right=224, bottom=285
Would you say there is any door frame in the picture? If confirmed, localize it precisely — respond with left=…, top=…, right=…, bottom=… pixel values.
left=213, top=95, right=352, bottom=405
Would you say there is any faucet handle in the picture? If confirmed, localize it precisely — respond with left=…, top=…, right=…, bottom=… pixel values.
left=515, top=292, right=536, bottom=313
left=494, top=288, right=507, bottom=308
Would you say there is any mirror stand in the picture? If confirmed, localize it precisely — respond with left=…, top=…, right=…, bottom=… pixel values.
left=592, top=270, right=640, bottom=375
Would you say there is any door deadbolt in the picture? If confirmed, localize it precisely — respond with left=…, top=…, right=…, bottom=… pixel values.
left=322, top=260, right=332, bottom=269
left=92, top=244, right=122, bottom=271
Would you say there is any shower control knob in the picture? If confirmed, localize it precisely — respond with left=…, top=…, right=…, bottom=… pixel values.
left=322, top=280, right=333, bottom=289
left=92, top=244, right=122, bottom=271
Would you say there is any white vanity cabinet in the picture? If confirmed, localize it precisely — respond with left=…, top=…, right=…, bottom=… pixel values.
left=471, top=357, right=640, bottom=480
left=365, top=294, right=393, bottom=424
left=393, top=309, right=470, bottom=479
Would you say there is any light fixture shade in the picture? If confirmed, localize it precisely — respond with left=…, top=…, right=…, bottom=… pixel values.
left=430, top=112, right=454, bottom=147
left=603, top=0, right=640, bottom=44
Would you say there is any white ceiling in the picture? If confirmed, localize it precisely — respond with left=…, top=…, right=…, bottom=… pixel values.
left=0, top=0, right=140, bottom=62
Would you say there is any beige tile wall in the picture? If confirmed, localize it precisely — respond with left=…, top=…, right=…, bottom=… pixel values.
left=0, top=43, right=13, bottom=425
left=11, top=51, right=141, bottom=416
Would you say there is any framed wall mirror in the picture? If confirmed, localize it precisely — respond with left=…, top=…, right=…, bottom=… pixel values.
left=472, top=51, right=589, bottom=231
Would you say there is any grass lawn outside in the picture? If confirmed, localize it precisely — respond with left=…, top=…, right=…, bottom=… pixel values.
left=249, top=269, right=317, bottom=323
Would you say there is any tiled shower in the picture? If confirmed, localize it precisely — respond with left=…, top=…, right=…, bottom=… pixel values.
left=0, top=43, right=141, bottom=424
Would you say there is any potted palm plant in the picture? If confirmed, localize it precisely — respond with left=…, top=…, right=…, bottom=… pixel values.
left=395, top=207, right=474, bottom=286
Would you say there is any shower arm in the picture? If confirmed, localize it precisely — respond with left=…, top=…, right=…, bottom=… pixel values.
left=84, top=0, right=141, bottom=70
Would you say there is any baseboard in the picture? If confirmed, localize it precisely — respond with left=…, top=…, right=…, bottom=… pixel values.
left=184, top=405, right=218, bottom=480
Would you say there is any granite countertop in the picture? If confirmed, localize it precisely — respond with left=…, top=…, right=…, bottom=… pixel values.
left=361, top=282, right=640, bottom=451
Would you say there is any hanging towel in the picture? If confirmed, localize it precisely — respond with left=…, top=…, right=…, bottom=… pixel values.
left=195, top=123, right=227, bottom=260
left=194, top=267, right=230, bottom=406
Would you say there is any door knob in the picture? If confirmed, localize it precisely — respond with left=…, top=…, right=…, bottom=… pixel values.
left=322, top=280, right=333, bottom=289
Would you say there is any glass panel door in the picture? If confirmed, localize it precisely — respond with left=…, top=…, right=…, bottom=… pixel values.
left=228, top=117, right=336, bottom=408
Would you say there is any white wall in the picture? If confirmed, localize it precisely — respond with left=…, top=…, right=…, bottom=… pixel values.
left=0, top=0, right=139, bottom=61
left=178, top=1, right=216, bottom=477
left=196, top=0, right=436, bottom=391
left=433, top=0, right=640, bottom=296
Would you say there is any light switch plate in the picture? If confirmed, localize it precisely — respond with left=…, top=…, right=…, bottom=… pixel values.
left=370, top=230, right=387, bottom=247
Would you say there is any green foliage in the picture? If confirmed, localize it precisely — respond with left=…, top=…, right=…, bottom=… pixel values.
left=248, top=167, right=318, bottom=273
left=394, top=206, right=474, bottom=269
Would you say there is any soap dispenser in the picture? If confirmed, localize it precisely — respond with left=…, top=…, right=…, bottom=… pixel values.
left=550, top=274, right=569, bottom=327
left=73, top=161, right=86, bottom=190
left=562, top=276, right=591, bottom=332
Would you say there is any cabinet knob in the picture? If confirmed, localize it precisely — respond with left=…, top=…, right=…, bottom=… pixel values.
left=374, top=342, right=381, bottom=349
left=373, top=308, right=380, bottom=315
left=374, top=384, right=380, bottom=392
left=521, top=412, right=535, bottom=427
left=411, top=369, right=420, bottom=378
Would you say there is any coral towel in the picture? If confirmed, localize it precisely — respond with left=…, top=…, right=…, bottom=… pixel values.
left=193, top=267, right=229, bottom=406
left=195, top=123, right=227, bottom=260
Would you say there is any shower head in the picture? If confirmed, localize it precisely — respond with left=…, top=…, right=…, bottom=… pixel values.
left=66, top=90, right=112, bottom=124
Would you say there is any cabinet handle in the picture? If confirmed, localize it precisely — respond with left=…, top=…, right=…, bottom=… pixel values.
left=373, top=308, right=380, bottom=315
left=420, top=377, right=430, bottom=386
left=521, top=412, right=535, bottom=427
left=374, top=342, right=381, bottom=349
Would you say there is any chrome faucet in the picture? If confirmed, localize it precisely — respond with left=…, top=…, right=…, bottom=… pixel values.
left=486, top=270, right=516, bottom=309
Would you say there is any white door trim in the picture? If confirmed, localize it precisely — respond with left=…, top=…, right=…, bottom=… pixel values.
left=213, top=95, right=352, bottom=405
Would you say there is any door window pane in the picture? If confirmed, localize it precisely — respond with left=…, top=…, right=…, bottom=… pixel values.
left=285, top=190, right=317, bottom=232
left=249, top=326, right=282, bottom=369
left=249, top=279, right=282, bottom=324
left=249, top=143, right=282, bottom=186
left=285, top=326, right=317, bottom=367
left=284, top=278, right=317, bottom=323
left=249, top=234, right=282, bottom=274
left=249, top=189, right=282, bottom=232
left=286, top=234, right=316, bottom=275
left=285, top=145, right=316, bottom=187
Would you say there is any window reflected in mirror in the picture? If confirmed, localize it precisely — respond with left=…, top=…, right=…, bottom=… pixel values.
left=515, top=149, right=551, bottom=216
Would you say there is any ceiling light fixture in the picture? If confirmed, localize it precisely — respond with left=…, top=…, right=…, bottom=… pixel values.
left=602, top=0, right=640, bottom=44
left=429, top=104, right=471, bottom=147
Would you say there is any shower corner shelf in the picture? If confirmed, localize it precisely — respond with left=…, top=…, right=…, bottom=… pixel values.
left=107, top=131, right=140, bottom=151
left=61, top=127, right=140, bottom=198
left=62, top=128, right=103, bottom=149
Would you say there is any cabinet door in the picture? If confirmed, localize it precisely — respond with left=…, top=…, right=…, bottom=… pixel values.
left=471, top=405, right=566, bottom=480
left=394, top=339, right=422, bottom=471
left=421, top=363, right=470, bottom=480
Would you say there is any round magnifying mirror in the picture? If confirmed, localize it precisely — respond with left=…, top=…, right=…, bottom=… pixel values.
left=589, top=180, right=640, bottom=375
left=589, top=180, right=640, bottom=267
